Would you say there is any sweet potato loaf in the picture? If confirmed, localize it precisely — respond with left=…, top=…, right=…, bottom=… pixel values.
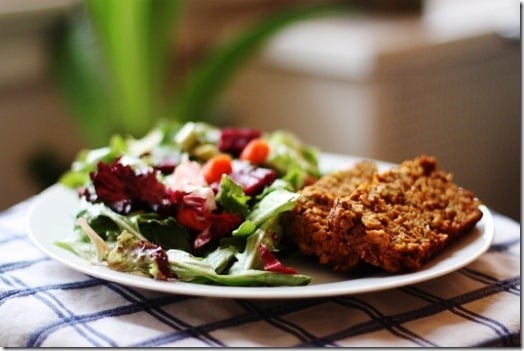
left=328, top=155, right=483, bottom=273
left=282, top=161, right=377, bottom=272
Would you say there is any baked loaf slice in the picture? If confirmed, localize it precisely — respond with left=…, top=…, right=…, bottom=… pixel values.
left=282, top=161, right=377, bottom=272
left=328, top=155, right=483, bottom=273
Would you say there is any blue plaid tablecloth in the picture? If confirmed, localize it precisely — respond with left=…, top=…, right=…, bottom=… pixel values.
left=0, top=195, right=520, bottom=347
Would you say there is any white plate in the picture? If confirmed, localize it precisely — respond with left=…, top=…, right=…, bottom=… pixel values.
left=27, top=153, right=494, bottom=299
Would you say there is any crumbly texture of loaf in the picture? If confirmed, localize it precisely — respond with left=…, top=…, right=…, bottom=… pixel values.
left=328, top=155, right=483, bottom=273
left=282, top=161, right=377, bottom=272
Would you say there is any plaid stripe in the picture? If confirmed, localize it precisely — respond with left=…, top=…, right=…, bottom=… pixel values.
left=0, top=197, right=520, bottom=347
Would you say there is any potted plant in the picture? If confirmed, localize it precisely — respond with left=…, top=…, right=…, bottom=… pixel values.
left=49, top=0, right=344, bottom=147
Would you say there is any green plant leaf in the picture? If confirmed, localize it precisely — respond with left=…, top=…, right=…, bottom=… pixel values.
left=52, top=0, right=185, bottom=147
left=147, top=0, right=187, bottom=116
left=49, top=10, right=112, bottom=146
left=170, top=4, right=344, bottom=123
left=87, top=0, right=157, bottom=137
left=50, top=1, right=348, bottom=148
left=90, top=0, right=185, bottom=131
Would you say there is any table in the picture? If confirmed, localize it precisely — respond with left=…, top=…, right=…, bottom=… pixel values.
left=0, top=195, right=520, bottom=347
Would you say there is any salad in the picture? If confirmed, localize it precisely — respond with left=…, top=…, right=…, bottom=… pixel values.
left=58, top=121, right=321, bottom=287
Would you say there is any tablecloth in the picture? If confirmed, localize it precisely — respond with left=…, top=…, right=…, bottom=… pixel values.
left=0, top=195, right=520, bottom=347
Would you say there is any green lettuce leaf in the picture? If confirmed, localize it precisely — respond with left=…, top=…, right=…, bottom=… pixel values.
left=264, top=131, right=320, bottom=190
left=167, top=248, right=310, bottom=286
left=215, top=175, right=251, bottom=216
left=232, top=188, right=298, bottom=237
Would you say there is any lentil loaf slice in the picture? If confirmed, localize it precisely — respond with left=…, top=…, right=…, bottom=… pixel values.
left=282, top=160, right=378, bottom=272
left=328, top=155, right=483, bottom=273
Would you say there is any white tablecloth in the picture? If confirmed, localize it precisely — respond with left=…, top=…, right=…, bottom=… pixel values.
left=0, top=195, right=520, bottom=347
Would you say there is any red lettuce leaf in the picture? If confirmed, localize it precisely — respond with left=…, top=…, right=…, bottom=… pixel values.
left=259, top=243, right=297, bottom=274
left=88, top=158, right=171, bottom=214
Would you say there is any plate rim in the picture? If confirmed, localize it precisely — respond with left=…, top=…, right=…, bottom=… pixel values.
left=26, top=153, right=495, bottom=299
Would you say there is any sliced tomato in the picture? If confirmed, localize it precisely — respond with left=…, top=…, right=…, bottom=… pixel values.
left=176, top=205, right=210, bottom=231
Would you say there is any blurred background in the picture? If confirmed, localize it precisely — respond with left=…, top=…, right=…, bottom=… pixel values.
left=0, top=0, right=520, bottom=220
